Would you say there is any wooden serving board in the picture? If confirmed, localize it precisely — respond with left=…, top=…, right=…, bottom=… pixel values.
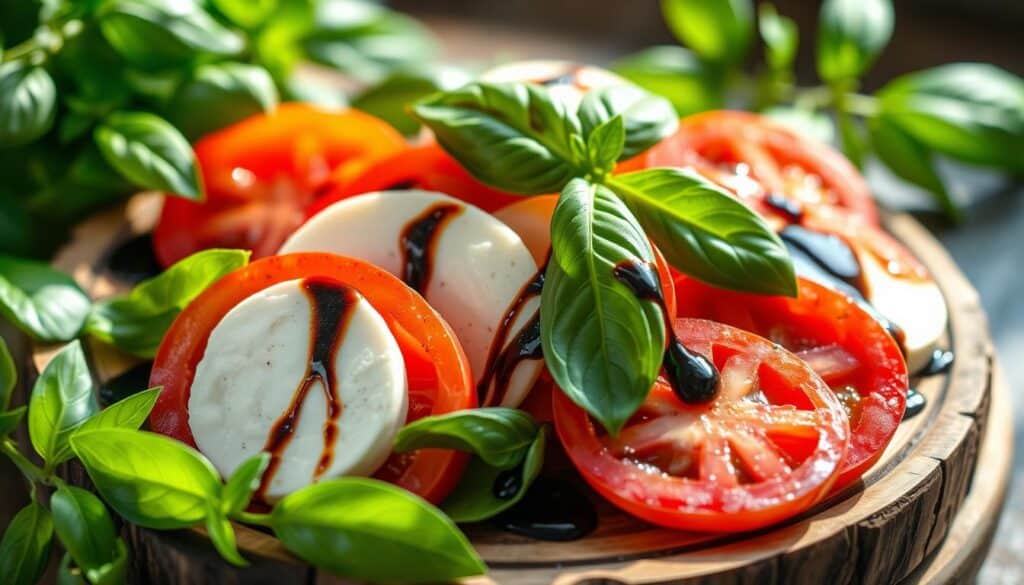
left=21, top=195, right=1006, bottom=585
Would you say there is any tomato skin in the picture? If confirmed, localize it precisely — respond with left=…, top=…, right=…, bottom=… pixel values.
left=149, top=252, right=474, bottom=504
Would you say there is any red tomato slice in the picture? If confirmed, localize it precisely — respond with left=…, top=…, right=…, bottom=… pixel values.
left=149, top=253, right=475, bottom=504
left=153, top=104, right=405, bottom=267
left=553, top=318, right=849, bottom=533
left=673, top=276, right=908, bottom=488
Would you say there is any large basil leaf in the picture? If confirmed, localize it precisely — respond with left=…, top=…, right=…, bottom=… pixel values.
left=71, top=428, right=221, bottom=529
left=0, top=255, right=91, bottom=343
left=759, top=4, right=798, bottom=72
left=28, top=341, right=98, bottom=465
left=412, top=81, right=582, bottom=194
left=353, top=65, right=471, bottom=136
left=578, top=84, right=678, bottom=161
left=612, top=46, right=725, bottom=117
left=86, top=249, right=250, bottom=357
left=661, top=0, right=754, bottom=65
left=0, top=61, right=57, bottom=147
left=869, top=115, right=960, bottom=220
left=0, top=502, right=53, bottom=585
left=394, top=408, right=539, bottom=470
left=75, top=386, right=162, bottom=434
left=609, top=168, right=796, bottom=297
left=221, top=452, right=270, bottom=515
left=168, top=62, right=279, bottom=140
left=94, top=111, right=203, bottom=200
left=541, top=179, right=664, bottom=434
left=271, top=478, right=485, bottom=584
left=50, top=486, right=124, bottom=584
left=0, top=337, right=14, bottom=410
left=877, top=63, right=1024, bottom=171
left=816, top=0, right=893, bottom=82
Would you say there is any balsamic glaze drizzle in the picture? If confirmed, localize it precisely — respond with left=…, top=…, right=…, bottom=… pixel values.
left=904, top=389, right=927, bottom=420
left=494, top=476, right=598, bottom=542
left=399, top=203, right=463, bottom=293
left=920, top=349, right=955, bottom=377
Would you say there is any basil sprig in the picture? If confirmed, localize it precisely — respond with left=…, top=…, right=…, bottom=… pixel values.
left=28, top=341, right=98, bottom=467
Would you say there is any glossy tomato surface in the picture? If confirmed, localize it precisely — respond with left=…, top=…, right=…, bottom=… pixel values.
left=553, top=318, right=849, bottom=532
left=149, top=253, right=475, bottom=504
left=153, top=104, right=405, bottom=267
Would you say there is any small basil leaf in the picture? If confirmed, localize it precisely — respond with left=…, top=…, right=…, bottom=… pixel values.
left=412, top=81, right=582, bottom=194
left=759, top=3, right=798, bottom=71
left=271, top=478, right=485, bottom=584
left=612, top=46, right=726, bottom=116
left=76, top=387, right=162, bottom=434
left=869, top=115, right=960, bottom=221
left=837, top=111, right=867, bottom=169
left=816, top=0, right=893, bottom=82
left=205, top=511, right=247, bottom=567
left=661, top=0, right=754, bottom=64
left=586, top=115, right=626, bottom=173
left=763, top=106, right=835, bottom=145
left=541, top=179, right=664, bottom=434
left=221, top=452, right=270, bottom=515
left=442, top=427, right=545, bottom=523
left=168, top=62, right=279, bottom=140
left=609, top=168, right=796, bottom=296
left=0, top=61, right=57, bottom=147
left=353, top=65, right=471, bottom=136
left=0, top=337, right=14, bottom=409
left=394, top=408, right=539, bottom=470
left=70, top=428, right=221, bottom=529
left=85, top=540, right=128, bottom=585
left=94, top=111, right=203, bottom=200
left=28, top=340, right=98, bottom=465
left=86, top=249, right=250, bottom=357
left=50, top=486, right=121, bottom=578
left=212, top=0, right=278, bottom=29
left=58, top=553, right=88, bottom=585
left=578, top=84, right=678, bottom=161
left=0, top=406, right=26, bottom=437
left=59, top=112, right=96, bottom=144
left=0, top=254, right=91, bottom=343
left=0, top=502, right=53, bottom=585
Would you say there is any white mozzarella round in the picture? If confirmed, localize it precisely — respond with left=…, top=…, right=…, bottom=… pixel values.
left=482, top=60, right=626, bottom=110
left=280, top=190, right=542, bottom=407
left=189, top=279, right=407, bottom=500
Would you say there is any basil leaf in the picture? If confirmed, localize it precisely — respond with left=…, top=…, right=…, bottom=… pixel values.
left=612, top=46, right=725, bottom=116
left=0, top=406, right=25, bottom=437
left=70, top=428, right=221, bottom=529
left=212, top=0, right=278, bottom=29
left=0, top=337, right=14, bottom=410
left=353, top=66, right=471, bottom=136
left=759, top=3, right=798, bottom=71
left=98, top=0, right=244, bottom=69
left=578, top=84, right=678, bottom=161
left=0, top=61, right=57, bottom=147
left=28, top=340, right=98, bottom=465
left=86, top=249, right=250, bottom=357
left=412, top=81, right=582, bottom=194
left=51, top=486, right=122, bottom=580
left=869, top=115, right=960, bottom=221
left=763, top=106, right=835, bottom=144
left=541, top=179, right=664, bottom=434
left=0, top=256, right=91, bottom=344
left=58, top=553, right=88, bottom=585
left=608, top=168, right=796, bottom=296
left=816, top=0, right=893, bottom=82
left=0, top=502, right=53, bottom=585
left=661, top=0, right=754, bottom=65
left=443, top=427, right=545, bottom=523
left=877, top=63, right=1024, bottom=171
left=76, top=387, right=162, bottom=434
left=206, top=511, right=247, bottom=567
left=168, top=62, right=279, bottom=140
left=586, top=115, right=626, bottom=173
left=394, top=408, right=540, bottom=470
left=837, top=111, right=867, bottom=169
left=271, top=478, right=485, bottom=584
left=221, top=452, right=270, bottom=515
left=58, top=540, right=128, bottom=585
left=94, top=111, right=203, bottom=200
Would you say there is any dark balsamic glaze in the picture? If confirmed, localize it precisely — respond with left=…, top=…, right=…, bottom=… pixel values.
left=764, top=193, right=804, bottom=222
left=104, top=234, right=162, bottom=284
left=904, top=389, right=927, bottom=419
left=920, top=349, right=955, bottom=377
left=99, top=361, right=153, bottom=407
left=494, top=476, right=598, bottom=541
left=613, top=260, right=720, bottom=404
left=493, top=468, right=523, bottom=500
left=254, top=278, right=357, bottom=502
left=399, top=203, right=463, bottom=293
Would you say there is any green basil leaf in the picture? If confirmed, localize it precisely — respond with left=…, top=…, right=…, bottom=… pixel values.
left=86, top=249, right=250, bottom=357
left=869, top=115, right=960, bottom=221
left=837, top=111, right=867, bottom=169
left=76, top=387, right=162, bottom=434
left=271, top=478, right=485, bottom=584
left=168, top=62, right=279, bottom=140
left=541, top=179, right=664, bottom=434
left=608, top=168, right=796, bottom=296
left=763, top=106, right=835, bottom=144
left=413, top=81, right=582, bottom=194
left=0, top=406, right=26, bottom=437
left=212, top=0, right=278, bottom=29
left=55, top=22, right=127, bottom=103
left=394, top=408, right=539, bottom=470
left=759, top=3, right=798, bottom=71
left=98, top=0, right=244, bottom=69
left=578, top=84, right=678, bottom=161
left=0, top=61, right=57, bottom=147
left=0, top=502, right=53, bottom=585
left=0, top=337, right=14, bottom=410
left=221, top=452, right=270, bottom=515
left=57, top=542, right=126, bottom=585
left=353, top=65, right=471, bottom=135
left=0, top=254, right=91, bottom=342
left=877, top=63, right=1024, bottom=171
left=58, top=553, right=89, bottom=585
left=70, top=428, right=221, bottom=529
left=612, top=46, right=726, bottom=116
left=661, top=0, right=754, bottom=64
left=94, top=111, right=203, bottom=200
left=51, top=486, right=121, bottom=578
left=816, top=0, right=893, bottom=82
left=28, top=340, right=98, bottom=465
left=442, top=427, right=545, bottom=523
left=585, top=115, right=626, bottom=173
left=60, top=112, right=97, bottom=145
left=206, top=511, right=247, bottom=567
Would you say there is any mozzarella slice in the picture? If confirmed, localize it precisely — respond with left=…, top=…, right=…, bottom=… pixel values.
left=189, top=279, right=407, bottom=500
left=482, top=60, right=626, bottom=110
left=280, top=190, right=542, bottom=407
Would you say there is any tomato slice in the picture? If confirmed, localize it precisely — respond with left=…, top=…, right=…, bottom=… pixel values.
left=673, top=276, right=908, bottom=488
left=149, top=253, right=475, bottom=504
left=553, top=318, right=849, bottom=533
left=153, top=104, right=405, bottom=267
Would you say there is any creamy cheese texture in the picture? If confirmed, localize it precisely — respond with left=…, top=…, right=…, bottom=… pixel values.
left=280, top=190, right=542, bottom=407
left=188, top=279, right=407, bottom=500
